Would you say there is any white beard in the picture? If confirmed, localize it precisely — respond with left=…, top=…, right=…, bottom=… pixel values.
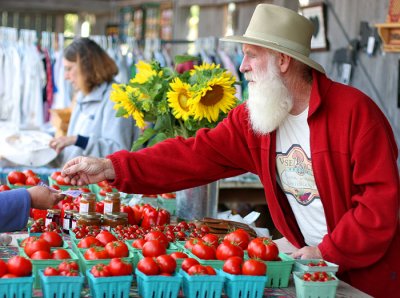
left=245, top=58, right=293, bottom=135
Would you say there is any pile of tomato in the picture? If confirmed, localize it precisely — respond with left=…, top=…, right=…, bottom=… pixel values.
left=43, top=260, right=80, bottom=276
left=0, top=256, right=32, bottom=278
left=302, top=271, right=335, bottom=282
left=7, top=169, right=41, bottom=186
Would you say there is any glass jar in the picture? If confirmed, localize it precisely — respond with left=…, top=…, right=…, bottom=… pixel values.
left=76, top=212, right=102, bottom=227
left=45, top=209, right=61, bottom=227
left=102, top=212, right=128, bottom=230
left=71, top=212, right=79, bottom=230
left=103, top=192, right=121, bottom=214
left=63, top=210, right=78, bottom=233
left=79, top=193, right=96, bottom=213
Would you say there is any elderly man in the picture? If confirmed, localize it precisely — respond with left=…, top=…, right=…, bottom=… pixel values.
left=61, top=4, right=399, bottom=297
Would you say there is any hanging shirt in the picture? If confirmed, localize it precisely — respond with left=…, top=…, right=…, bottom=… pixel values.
left=276, top=107, right=327, bottom=246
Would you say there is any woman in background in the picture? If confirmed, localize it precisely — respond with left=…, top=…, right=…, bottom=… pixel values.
left=50, top=38, right=136, bottom=165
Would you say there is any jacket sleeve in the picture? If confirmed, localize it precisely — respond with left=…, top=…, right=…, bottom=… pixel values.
left=0, top=188, right=31, bottom=232
left=107, top=104, right=256, bottom=194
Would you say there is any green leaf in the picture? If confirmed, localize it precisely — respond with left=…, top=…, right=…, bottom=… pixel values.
left=174, top=55, right=199, bottom=65
left=131, top=128, right=157, bottom=151
left=115, top=107, right=128, bottom=117
left=148, top=132, right=168, bottom=147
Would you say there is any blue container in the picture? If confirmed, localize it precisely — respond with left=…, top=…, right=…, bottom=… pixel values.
left=0, top=275, right=34, bottom=298
left=86, top=270, right=133, bottom=298
left=220, top=270, right=268, bottom=298
left=39, top=269, right=84, bottom=298
left=180, top=269, right=225, bottom=298
left=135, top=268, right=182, bottom=298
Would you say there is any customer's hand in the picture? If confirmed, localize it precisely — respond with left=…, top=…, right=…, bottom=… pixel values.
left=291, top=246, right=322, bottom=259
left=61, top=156, right=115, bottom=186
left=27, top=186, right=65, bottom=209
left=49, top=136, right=78, bottom=154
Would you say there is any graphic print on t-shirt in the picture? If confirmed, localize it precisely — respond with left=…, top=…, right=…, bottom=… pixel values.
left=276, top=144, right=320, bottom=205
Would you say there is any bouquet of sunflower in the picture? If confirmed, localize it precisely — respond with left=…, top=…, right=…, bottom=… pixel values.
left=110, top=56, right=239, bottom=151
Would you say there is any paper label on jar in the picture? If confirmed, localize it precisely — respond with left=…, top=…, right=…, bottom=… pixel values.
left=63, top=218, right=70, bottom=230
left=80, top=202, right=89, bottom=213
left=71, top=220, right=77, bottom=230
left=101, top=225, right=111, bottom=231
left=45, top=218, right=52, bottom=227
left=104, top=202, right=113, bottom=214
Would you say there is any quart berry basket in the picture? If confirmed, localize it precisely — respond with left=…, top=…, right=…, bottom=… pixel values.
left=86, top=270, right=134, bottom=298
left=180, top=269, right=225, bottom=298
left=220, top=270, right=268, bottom=298
left=135, top=268, right=182, bottom=298
left=0, top=275, right=34, bottom=298
left=293, top=272, right=339, bottom=298
left=293, top=259, right=339, bottom=274
left=39, top=269, right=84, bottom=298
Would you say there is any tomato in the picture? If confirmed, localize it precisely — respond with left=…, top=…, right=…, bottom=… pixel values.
left=161, top=193, right=176, bottom=199
left=7, top=256, right=32, bottom=277
left=78, top=187, right=91, bottom=193
left=216, top=241, right=244, bottom=260
left=0, top=185, right=11, bottom=192
left=23, top=169, right=36, bottom=177
left=2, top=273, right=18, bottom=278
left=247, top=237, right=279, bottom=261
left=95, top=201, right=104, bottom=213
left=99, top=186, right=113, bottom=197
left=205, top=265, right=216, bottom=275
left=170, top=252, right=188, bottom=260
left=51, top=249, right=71, bottom=259
left=201, top=234, right=219, bottom=249
left=184, top=238, right=204, bottom=251
left=137, top=257, right=160, bottom=275
left=25, top=176, right=41, bottom=186
left=84, top=247, right=110, bottom=260
left=51, top=171, right=61, bottom=180
left=40, top=231, right=63, bottom=247
left=142, top=240, right=167, bottom=257
left=188, top=264, right=208, bottom=275
left=44, top=266, right=59, bottom=276
left=60, top=269, right=79, bottom=276
left=20, top=236, right=39, bottom=247
left=222, top=256, right=243, bottom=275
left=56, top=174, right=69, bottom=186
left=31, top=250, right=52, bottom=259
left=7, top=171, right=26, bottom=185
left=191, top=243, right=216, bottom=260
left=224, top=229, right=251, bottom=251
left=181, top=258, right=200, bottom=273
left=105, top=241, right=129, bottom=258
left=78, top=236, right=103, bottom=248
left=120, top=205, right=136, bottom=225
left=131, top=239, right=147, bottom=249
left=242, top=259, right=267, bottom=276
left=24, top=238, right=51, bottom=257
left=0, top=259, right=8, bottom=277
left=144, top=231, right=169, bottom=248
left=108, top=258, right=133, bottom=276
left=95, top=230, right=117, bottom=246
left=58, top=261, right=79, bottom=272
left=156, top=255, right=176, bottom=274
left=90, top=263, right=111, bottom=277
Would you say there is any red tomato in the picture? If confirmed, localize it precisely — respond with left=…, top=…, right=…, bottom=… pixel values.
left=90, top=263, right=111, bottom=277
left=170, top=252, right=188, bottom=260
left=188, top=264, right=208, bottom=275
left=31, top=250, right=52, bottom=259
left=161, top=193, right=176, bottom=199
left=222, top=256, right=243, bottom=275
left=51, top=249, right=71, bottom=259
left=105, top=241, right=129, bottom=258
left=77, top=236, right=103, bottom=248
left=2, top=273, right=18, bottom=278
left=108, top=258, right=133, bottom=276
left=95, top=201, right=104, bottom=214
left=156, top=255, right=176, bottom=274
left=7, top=256, right=32, bottom=277
left=144, top=231, right=169, bottom=248
left=184, top=238, right=204, bottom=251
left=24, top=238, right=51, bottom=257
left=7, top=171, right=26, bottom=184
left=56, top=175, right=68, bottom=186
left=84, top=247, right=110, bottom=260
left=201, top=234, right=219, bottom=249
left=205, top=265, right=216, bottom=275
left=78, top=187, right=91, bottom=193
left=216, top=241, right=244, bottom=260
left=223, top=229, right=251, bottom=251
left=44, top=266, right=60, bottom=276
left=191, top=243, right=216, bottom=260
left=120, top=205, right=136, bottom=225
left=247, top=237, right=279, bottom=261
left=99, top=186, right=113, bottom=197
left=60, top=269, right=79, bottom=276
left=23, top=169, right=36, bottom=177
left=0, top=185, right=11, bottom=192
left=58, top=261, right=79, bottom=272
left=0, top=259, right=8, bottom=277
left=95, top=230, right=117, bottom=246
left=40, top=231, right=63, bottom=247
left=142, top=240, right=167, bottom=257
left=137, top=257, right=160, bottom=275
left=242, top=259, right=267, bottom=276
left=181, top=258, right=200, bottom=273
left=25, top=176, right=41, bottom=186
left=97, top=180, right=110, bottom=188
left=131, top=239, right=147, bottom=249
left=51, top=171, right=61, bottom=180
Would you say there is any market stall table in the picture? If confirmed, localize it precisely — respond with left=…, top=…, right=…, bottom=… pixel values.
left=1, top=232, right=372, bottom=298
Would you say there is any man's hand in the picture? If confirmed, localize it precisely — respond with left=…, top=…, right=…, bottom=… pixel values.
left=61, top=156, right=115, bottom=186
left=27, top=186, right=65, bottom=209
left=49, top=136, right=78, bottom=154
left=291, top=246, right=322, bottom=259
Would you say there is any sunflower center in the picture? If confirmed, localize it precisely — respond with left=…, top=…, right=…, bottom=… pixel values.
left=178, top=92, right=190, bottom=111
left=200, top=85, right=224, bottom=106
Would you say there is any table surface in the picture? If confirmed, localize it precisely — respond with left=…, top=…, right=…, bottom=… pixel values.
left=0, top=232, right=372, bottom=298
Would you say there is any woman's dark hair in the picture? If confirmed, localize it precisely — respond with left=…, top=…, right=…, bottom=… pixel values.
left=64, top=37, right=118, bottom=94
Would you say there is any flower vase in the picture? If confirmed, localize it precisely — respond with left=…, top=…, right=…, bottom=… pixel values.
left=176, top=181, right=219, bottom=221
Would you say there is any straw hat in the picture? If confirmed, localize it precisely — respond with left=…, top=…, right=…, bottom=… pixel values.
left=220, top=4, right=325, bottom=73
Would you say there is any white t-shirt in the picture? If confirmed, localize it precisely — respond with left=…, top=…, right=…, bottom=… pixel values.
left=276, top=107, right=327, bottom=246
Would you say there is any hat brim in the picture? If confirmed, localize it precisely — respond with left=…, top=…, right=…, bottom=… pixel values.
left=220, top=35, right=325, bottom=74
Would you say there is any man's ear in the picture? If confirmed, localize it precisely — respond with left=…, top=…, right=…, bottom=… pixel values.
left=277, top=53, right=292, bottom=73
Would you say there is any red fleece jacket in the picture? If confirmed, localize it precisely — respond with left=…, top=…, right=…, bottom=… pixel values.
left=108, top=71, right=400, bottom=297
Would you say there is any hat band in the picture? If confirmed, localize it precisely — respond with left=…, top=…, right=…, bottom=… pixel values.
left=243, top=30, right=311, bottom=57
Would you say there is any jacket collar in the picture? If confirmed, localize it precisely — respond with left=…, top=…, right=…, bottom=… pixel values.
left=308, top=70, right=333, bottom=117
left=77, top=82, right=110, bottom=104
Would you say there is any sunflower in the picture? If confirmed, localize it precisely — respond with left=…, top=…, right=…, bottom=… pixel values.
left=130, top=60, right=162, bottom=84
left=110, top=84, right=146, bottom=128
left=189, top=75, right=237, bottom=122
left=167, top=78, right=192, bottom=120
left=190, top=63, right=220, bottom=76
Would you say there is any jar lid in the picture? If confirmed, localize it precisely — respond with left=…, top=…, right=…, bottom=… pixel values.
left=81, top=193, right=96, bottom=200
left=47, top=209, right=61, bottom=214
left=104, top=212, right=128, bottom=219
left=105, top=192, right=120, bottom=198
left=79, top=212, right=102, bottom=219
left=64, top=209, right=78, bottom=214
